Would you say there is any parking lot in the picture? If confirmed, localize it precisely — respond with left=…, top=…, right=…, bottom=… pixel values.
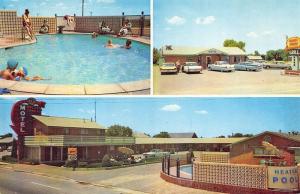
left=153, top=66, right=300, bottom=95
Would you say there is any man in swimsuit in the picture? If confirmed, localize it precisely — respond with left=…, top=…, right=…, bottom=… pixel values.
left=22, top=9, right=35, bottom=40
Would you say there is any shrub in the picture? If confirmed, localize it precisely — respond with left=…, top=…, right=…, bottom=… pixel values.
left=1, top=155, right=17, bottom=163
left=102, top=154, right=111, bottom=167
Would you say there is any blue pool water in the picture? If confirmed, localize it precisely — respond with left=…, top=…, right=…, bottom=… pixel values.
left=180, top=165, right=192, bottom=174
left=0, top=35, right=150, bottom=84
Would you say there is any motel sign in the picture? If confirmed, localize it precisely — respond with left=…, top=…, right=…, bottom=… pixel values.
left=268, top=166, right=299, bottom=190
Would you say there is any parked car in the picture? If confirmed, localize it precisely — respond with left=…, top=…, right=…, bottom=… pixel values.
left=143, top=149, right=170, bottom=158
left=208, top=61, right=235, bottom=72
left=182, top=62, right=203, bottom=73
left=263, top=61, right=291, bottom=69
left=160, top=63, right=178, bottom=75
left=234, top=61, right=263, bottom=71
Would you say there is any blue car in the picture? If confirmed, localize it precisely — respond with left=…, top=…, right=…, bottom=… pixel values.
left=234, top=61, right=263, bottom=71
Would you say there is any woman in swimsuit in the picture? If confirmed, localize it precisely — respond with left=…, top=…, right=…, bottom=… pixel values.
left=22, top=9, right=34, bottom=40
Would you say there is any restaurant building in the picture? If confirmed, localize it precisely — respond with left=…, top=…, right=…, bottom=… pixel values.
left=229, top=131, right=300, bottom=166
left=161, top=45, right=247, bottom=69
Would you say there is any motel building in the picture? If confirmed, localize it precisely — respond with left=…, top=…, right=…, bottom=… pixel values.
left=11, top=98, right=245, bottom=163
left=161, top=45, right=247, bottom=69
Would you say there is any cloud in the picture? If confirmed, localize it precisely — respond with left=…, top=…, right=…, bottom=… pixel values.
left=164, top=27, right=171, bottom=31
left=161, top=104, right=181, bottom=112
left=194, top=110, right=208, bottom=115
left=40, top=2, right=46, bottom=6
left=246, top=31, right=258, bottom=38
left=262, top=30, right=274, bottom=36
left=96, top=0, right=115, bottom=3
left=8, top=4, right=14, bottom=7
left=78, top=108, right=95, bottom=115
left=166, top=16, right=185, bottom=25
left=195, top=16, right=215, bottom=25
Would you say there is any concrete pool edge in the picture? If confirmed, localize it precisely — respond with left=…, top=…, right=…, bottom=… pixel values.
left=0, top=33, right=150, bottom=95
left=0, top=79, right=150, bottom=95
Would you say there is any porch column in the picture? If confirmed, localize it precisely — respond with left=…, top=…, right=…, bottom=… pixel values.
left=60, top=147, right=63, bottom=161
left=39, top=147, right=41, bottom=163
left=85, top=147, right=88, bottom=160
left=50, top=147, right=53, bottom=161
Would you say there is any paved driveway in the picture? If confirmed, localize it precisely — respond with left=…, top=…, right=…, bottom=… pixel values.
left=154, top=66, right=300, bottom=95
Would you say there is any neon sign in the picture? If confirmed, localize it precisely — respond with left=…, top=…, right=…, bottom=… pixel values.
left=10, top=98, right=45, bottom=136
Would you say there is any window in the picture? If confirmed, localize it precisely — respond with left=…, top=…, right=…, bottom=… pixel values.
left=187, top=56, right=194, bottom=61
left=80, top=129, right=88, bottom=135
left=253, top=147, right=278, bottom=156
left=97, top=129, right=104, bottom=136
left=64, top=128, right=69, bottom=135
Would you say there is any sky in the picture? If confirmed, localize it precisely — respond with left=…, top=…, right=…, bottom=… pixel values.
left=154, top=0, right=300, bottom=54
left=0, top=0, right=150, bottom=16
left=1, top=97, right=300, bottom=137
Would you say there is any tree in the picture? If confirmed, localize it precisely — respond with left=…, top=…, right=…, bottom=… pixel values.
left=228, top=133, right=253, bottom=138
left=153, top=48, right=161, bottom=65
left=153, top=131, right=170, bottom=138
left=266, top=49, right=288, bottom=61
left=254, top=50, right=260, bottom=56
left=223, top=39, right=246, bottom=51
left=0, top=133, right=12, bottom=139
left=106, top=125, right=133, bottom=137
left=217, top=135, right=225, bottom=138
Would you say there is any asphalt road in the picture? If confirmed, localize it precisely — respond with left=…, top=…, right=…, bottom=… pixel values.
left=0, top=167, right=133, bottom=194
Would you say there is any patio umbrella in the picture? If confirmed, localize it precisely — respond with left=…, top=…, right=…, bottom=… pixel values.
left=117, top=147, right=134, bottom=156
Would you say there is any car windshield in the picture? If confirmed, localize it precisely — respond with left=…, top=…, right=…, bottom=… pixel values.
left=163, top=63, right=175, bottom=67
left=186, top=62, right=198, bottom=66
left=217, top=61, right=227, bottom=65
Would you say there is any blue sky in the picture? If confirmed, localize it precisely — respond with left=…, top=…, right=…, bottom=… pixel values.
left=0, top=0, right=149, bottom=16
left=1, top=97, right=300, bottom=137
left=154, top=0, right=300, bottom=54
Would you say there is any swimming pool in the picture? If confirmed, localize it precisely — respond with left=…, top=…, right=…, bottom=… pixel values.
left=0, top=34, right=150, bottom=85
left=180, top=164, right=192, bottom=175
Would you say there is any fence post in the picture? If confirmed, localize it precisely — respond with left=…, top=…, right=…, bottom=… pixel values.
left=167, top=155, right=170, bottom=175
left=176, top=158, right=180, bottom=177
left=121, top=12, right=125, bottom=27
left=162, top=156, right=165, bottom=172
left=140, top=11, right=144, bottom=36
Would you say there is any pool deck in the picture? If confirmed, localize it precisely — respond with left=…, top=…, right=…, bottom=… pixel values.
left=0, top=32, right=150, bottom=95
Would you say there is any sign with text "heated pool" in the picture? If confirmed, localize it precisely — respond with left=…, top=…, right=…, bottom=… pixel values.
left=268, top=166, right=299, bottom=190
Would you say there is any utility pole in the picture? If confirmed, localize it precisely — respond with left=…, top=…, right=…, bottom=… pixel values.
left=94, top=100, right=97, bottom=122
left=82, top=0, right=84, bottom=16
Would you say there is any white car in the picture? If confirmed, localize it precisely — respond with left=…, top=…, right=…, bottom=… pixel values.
left=182, top=62, right=203, bottom=73
left=263, top=61, right=291, bottom=69
left=208, top=61, right=235, bottom=72
left=143, top=149, right=170, bottom=158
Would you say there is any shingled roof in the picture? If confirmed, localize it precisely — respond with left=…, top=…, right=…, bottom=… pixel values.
left=32, top=115, right=106, bottom=129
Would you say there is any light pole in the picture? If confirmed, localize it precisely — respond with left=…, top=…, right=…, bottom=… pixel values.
left=82, top=0, right=84, bottom=16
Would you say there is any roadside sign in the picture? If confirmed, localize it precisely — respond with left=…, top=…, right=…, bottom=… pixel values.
left=68, top=147, right=77, bottom=155
left=268, top=166, right=299, bottom=190
left=68, top=147, right=77, bottom=161
left=286, top=37, right=300, bottom=50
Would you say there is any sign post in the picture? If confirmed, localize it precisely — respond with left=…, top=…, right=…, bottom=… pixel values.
left=286, top=37, right=300, bottom=71
left=268, top=166, right=299, bottom=190
left=68, top=147, right=78, bottom=171
left=10, top=98, right=45, bottom=161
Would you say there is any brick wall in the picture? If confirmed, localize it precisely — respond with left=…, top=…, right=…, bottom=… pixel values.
left=0, top=10, right=20, bottom=37
left=74, top=15, right=150, bottom=36
left=160, top=172, right=297, bottom=194
left=230, top=132, right=300, bottom=166
left=194, top=152, right=230, bottom=163
left=193, top=162, right=268, bottom=189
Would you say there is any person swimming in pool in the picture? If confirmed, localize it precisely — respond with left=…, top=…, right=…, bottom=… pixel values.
left=121, top=39, right=132, bottom=49
left=105, top=39, right=117, bottom=48
left=92, top=32, right=98, bottom=38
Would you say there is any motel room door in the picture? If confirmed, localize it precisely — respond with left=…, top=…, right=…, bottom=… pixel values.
left=206, top=56, right=212, bottom=68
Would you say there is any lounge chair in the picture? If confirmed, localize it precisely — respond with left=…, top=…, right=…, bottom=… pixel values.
left=99, top=22, right=114, bottom=34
